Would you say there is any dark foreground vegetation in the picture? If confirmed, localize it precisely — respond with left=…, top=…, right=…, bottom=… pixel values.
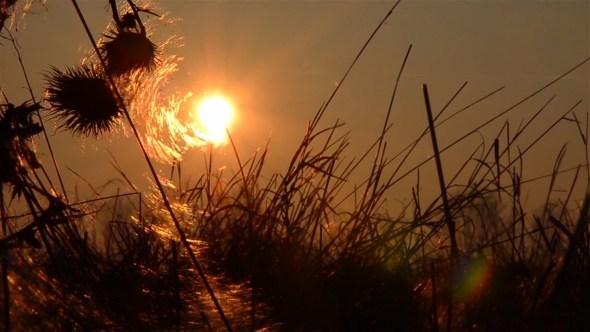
left=1, top=1, right=589, bottom=330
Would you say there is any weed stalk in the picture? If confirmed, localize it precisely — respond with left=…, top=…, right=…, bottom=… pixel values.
left=69, top=1, right=232, bottom=330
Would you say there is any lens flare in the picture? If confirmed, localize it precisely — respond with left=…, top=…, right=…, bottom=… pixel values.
left=454, top=256, right=494, bottom=302
left=194, top=96, right=234, bottom=146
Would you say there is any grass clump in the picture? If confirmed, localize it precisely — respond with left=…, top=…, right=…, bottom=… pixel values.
left=2, top=0, right=590, bottom=330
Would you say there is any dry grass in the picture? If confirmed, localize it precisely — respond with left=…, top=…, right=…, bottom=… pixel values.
left=1, top=0, right=590, bottom=330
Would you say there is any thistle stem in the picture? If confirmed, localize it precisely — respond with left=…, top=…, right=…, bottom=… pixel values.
left=70, top=1, right=232, bottom=330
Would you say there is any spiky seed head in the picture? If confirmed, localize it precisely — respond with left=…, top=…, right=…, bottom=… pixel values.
left=100, top=30, right=158, bottom=76
left=119, top=13, right=138, bottom=31
left=45, top=65, right=122, bottom=137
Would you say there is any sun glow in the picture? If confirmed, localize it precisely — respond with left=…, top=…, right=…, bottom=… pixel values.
left=194, top=95, right=234, bottom=146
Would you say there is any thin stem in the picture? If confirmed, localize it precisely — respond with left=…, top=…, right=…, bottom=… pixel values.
left=423, top=84, right=458, bottom=331
left=69, top=1, right=232, bottom=330
left=422, top=85, right=458, bottom=256
left=2, top=30, right=68, bottom=203
left=226, top=131, right=256, bottom=331
left=312, top=0, right=402, bottom=128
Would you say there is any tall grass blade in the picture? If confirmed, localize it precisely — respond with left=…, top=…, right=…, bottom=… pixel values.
left=422, top=84, right=458, bottom=330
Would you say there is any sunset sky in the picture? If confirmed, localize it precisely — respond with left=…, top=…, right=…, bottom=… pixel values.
left=1, top=0, right=588, bottom=210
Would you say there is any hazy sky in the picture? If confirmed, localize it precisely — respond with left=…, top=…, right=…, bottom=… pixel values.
left=1, top=0, right=589, bottom=210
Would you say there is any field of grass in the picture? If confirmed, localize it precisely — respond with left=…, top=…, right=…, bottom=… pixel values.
left=1, top=1, right=589, bottom=331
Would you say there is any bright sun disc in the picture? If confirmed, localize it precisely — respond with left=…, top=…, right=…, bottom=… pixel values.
left=195, top=95, right=234, bottom=145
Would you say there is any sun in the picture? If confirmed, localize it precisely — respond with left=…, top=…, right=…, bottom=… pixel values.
left=193, top=95, right=234, bottom=146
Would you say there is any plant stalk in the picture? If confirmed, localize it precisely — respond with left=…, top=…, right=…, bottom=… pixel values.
left=422, top=84, right=458, bottom=330
left=70, top=1, right=232, bottom=330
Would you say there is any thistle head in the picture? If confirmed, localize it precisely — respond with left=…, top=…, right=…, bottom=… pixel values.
left=100, top=30, right=158, bottom=76
left=45, top=65, right=123, bottom=137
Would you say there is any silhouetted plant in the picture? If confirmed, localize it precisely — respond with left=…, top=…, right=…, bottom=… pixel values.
left=100, top=30, right=158, bottom=76
left=44, top=65, right=122, bottom=136
left=100, top=0, right=159, bottom=76
left=2, top=0, right=590, bottom=330
left=0, top=101, right=42, bottom=185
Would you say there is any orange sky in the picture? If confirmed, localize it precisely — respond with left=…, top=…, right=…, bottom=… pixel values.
left=1, top=0, right=588, bottom=212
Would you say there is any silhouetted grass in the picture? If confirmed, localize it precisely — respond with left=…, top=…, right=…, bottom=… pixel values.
left=1, top=0, right=590, bottom=331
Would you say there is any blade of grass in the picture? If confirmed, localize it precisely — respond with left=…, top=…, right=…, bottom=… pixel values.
left=422, top=85, right=458, bottom=258
left=422, top=84, right=458, bottom=331
left=311, top=0, right=403, bottom=128
left=390, top=58, right=590, bottom=188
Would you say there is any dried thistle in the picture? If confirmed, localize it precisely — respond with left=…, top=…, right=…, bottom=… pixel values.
left=0, top=101, right=43, bottom=184
left=103, top=0, right=159, bottom=76
left=100, top=29, right=158, bottom=76
left=44, top=65, right=122, bottom=137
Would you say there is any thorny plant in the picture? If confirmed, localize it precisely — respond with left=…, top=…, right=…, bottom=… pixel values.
left=1, top=0, right=590, bottom=331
